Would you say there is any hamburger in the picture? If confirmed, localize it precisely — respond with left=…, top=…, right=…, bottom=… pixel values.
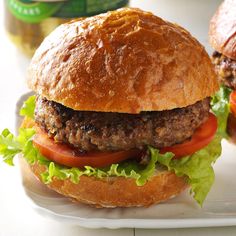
left=209, top=0, right=236, bottom=142
left=0, top=8, right=226, bottom=208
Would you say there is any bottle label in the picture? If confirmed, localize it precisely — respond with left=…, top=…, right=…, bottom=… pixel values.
left=6, top=0, right=63, bottom=23
left=6, top=0, right=129, bottom=23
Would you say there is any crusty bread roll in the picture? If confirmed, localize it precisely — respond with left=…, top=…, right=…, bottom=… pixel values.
left=29, top=160, right=187, bottom=208
left=209, top=0, right=236, bottom=60
left=28, top=8, right=218, bottom=113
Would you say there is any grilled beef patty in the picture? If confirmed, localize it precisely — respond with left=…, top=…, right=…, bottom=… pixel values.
left=212, top=51, right=236, bottom=90
left=35, top=96, right=210, bottom=152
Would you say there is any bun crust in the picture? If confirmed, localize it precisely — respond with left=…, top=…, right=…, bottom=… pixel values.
left=28, top=160, right=187, bottom=208
left=28, top=8, right=218, bottom=113
left=209, top=0, right=236, bottom=59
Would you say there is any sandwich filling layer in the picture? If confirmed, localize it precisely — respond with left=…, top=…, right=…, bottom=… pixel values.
left=212, top=51, right=236, bottom=90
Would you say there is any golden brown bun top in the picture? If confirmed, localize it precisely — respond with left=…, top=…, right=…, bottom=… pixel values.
left=28, top=8, right=218, bottom=113
left=209, top=0, right=236, bottom=59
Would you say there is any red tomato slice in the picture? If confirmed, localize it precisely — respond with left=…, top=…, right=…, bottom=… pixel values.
left=230, top=90, right=236, bottom=117
left=227, top=113, right=236, bottom=142
left=160, top=113, right=217, bottom=158
left=33, top=131, right=142, bottom=168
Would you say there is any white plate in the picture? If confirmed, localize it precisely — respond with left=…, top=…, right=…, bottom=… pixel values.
left=16, top=93, right=236, bottom=229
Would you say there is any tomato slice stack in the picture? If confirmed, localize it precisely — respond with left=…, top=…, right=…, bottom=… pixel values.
left=33, top=113, right=218, bottom=168
left=230, top=91, right=236, bottom=117
left=227, top=91, right=236, bottom=142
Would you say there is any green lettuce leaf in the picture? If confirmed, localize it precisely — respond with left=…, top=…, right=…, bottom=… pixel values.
left=0, top=128, right=169, bottom=186
left=211, top=86, right=231, bottom=138
left=150, top=135, right=222, bottom=206
left=20, top=96, right=36, bottom=119
left=0, top=129, right=21, bottom=166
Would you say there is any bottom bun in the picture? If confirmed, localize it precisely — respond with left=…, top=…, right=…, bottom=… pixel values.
left=21, top=118, right=188, bottom=207
left=27, top=161, right=188, bottom=208
left=227, top=113, right=236, bottom=144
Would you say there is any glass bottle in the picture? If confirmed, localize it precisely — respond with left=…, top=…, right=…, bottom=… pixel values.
left=4, top=0, right=129, bottom=57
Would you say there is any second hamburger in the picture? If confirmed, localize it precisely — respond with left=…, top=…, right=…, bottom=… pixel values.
left=209, top=0, right=236, bottom=142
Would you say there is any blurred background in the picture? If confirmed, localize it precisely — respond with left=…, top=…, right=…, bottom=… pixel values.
left=0, top=1, right=225, bottom=235
left=3, top=0, right=222, bottom=58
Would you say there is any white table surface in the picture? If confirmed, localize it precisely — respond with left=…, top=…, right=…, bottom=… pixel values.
left=1, top=0, right=236, bottom=235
